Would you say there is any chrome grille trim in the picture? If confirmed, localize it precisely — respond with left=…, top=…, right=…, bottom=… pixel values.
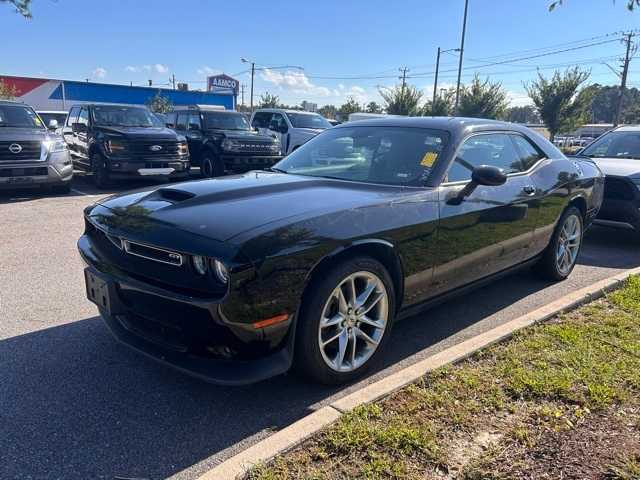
left=122, top=239, right=184, bottom=266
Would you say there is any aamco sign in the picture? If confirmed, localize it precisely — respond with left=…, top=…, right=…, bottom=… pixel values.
left=207, top=74, right=239, bottom=95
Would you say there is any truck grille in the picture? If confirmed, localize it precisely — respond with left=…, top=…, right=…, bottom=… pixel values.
left=604, top=176, right=636, bottom=201
left=0, top=141, right=42, bottom=162
left=234, top=141, right=276, bottom=153
left=129, top=140, right=181, bottom=159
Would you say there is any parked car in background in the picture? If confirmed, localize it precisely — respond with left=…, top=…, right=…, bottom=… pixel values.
left=251, top=108, right=332, bottom=154
left=167, top=105, right=281, bottom=177
left=62, top=103, right=190, bottom=188
left=574, top=125, right=640, bottom=234
left=78, top=117, right=603, bottom=386
left=36, top=110, right=68, bottom=133
left=0, top=100, right=72, bottom=193
left=327, top=119, right=341, bottom=126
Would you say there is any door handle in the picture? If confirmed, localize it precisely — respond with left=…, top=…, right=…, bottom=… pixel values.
left=522, top=185, right=536, bottom=195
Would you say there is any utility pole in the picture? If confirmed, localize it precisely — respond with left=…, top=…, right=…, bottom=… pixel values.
left=399, top=67, right=409, bottom=92
left=249, top=62, right=255, bottom=113
left=172, top=74, right=176, bottom=90
left=433, top=47, right=461, bottom=107
left=454, top=0, right=469, bottom=114
left=613, top=32, right=636, bottom=127
left=240, top=84, right=246, bottom=107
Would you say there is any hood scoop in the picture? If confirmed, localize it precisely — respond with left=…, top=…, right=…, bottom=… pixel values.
left=149, top=188, right=196, bottom=203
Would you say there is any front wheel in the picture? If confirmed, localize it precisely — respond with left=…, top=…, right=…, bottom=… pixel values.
left=91, top=153, right=111, bottom=189
left=200, top=154, right=224, bottom=178
left=295, top=256, right=395, bottom=384
left=534, top=206, right=584, bottom=281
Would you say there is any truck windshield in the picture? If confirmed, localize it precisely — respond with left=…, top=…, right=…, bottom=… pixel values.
left=0, top=104, right=44, bottom=129
left=204, top=112, right=250, bottom=130
left=286, top=112, right=331, bottom=129
left=581, top=131, right=640, bottom=160
left=93, top=106, right=157, bottom=127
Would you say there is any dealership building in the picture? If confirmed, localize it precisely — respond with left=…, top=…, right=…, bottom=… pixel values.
left=0, top=74, right=237, bottom=111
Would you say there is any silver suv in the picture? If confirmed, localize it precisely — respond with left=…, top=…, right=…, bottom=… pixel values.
left=0, top=101, right=72, bottom=193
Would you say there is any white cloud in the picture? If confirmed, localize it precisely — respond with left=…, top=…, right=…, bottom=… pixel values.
left=92, top=67, right=107, bottom=79
left=125, top=65, right=139, bottom=73
left=123, top=64, right=169, bottom=75
left=154, top=64, right=169, bottom=74
left=507, top=90, right=532, bottom=107
left=260, top=69, right=332, bottom=97
left=197, top=66, right=222, bottom=76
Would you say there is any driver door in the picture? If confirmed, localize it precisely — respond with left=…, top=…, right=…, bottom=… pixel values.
left=268, top=113, right=289, bottom=153
left=431, top=132, right=539, bottom=295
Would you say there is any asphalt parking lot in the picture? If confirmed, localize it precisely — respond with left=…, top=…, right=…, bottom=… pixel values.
left=2, top=174, right=639, bottom=480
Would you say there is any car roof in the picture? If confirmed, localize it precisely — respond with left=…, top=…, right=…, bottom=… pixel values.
left=36, top=110, right=68, bottom=114
left=254, top=108, right=319, bottom=115
left=614, top=125, right=640, bottom=132
left=335, top=116, right=524, bottom=134
left=0, top=100, right=30, bottom=107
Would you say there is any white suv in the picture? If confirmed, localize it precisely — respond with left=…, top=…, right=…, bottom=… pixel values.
left=250, top=109, right=332, bottom=155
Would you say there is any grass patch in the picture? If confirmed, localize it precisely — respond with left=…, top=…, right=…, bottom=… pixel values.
left=246, top=277, right=640, bottom=479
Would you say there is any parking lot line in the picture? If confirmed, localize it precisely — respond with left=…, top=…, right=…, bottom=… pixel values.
left=70, top=187, right=100, bottom=197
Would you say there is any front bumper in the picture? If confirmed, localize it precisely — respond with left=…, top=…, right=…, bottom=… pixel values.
left=106, top=155, right=191, bottom=179
left=220, top=154, right=282, bottom=173
left=595, top=176, right=640, bottom=231
left=0, top=153, right=73, bottom=189
left=78, top=235, right=294, bottom=385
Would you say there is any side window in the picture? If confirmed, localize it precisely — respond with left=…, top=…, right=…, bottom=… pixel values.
left=176, top=113, right=188, bottom=130
left=447, top=133, right=523, bottom=183
left=188, top=113, right=201, bottom=131
left=77, top=107, right=89, bottom=126
left=67, top=107, right=80, bottom=127
left=270, top=113, right=287, bottom=131
left=512, top=135, right=545, bottom=170
left=252, top=112, right=272, bottom=129
left=166, top=112, right=177, bottom=128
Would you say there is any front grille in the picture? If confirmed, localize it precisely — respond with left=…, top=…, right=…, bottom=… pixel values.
left=0, top=141, right=41, bottom=162
left=129, top=140, right=181, bottom=159
left=604, top=176, right=636, bottom=201
left=0, top=166, right=47, bottom=177
left=123, top=239, right=183, bottom=266
left=233, top=141, right=277, bottom=153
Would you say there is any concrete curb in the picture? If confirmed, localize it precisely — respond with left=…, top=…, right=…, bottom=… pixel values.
left=198, top=267, right=640, bottom=480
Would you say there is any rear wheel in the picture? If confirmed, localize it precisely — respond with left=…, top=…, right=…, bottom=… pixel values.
left=534, top=206, right=583, bottom=281
left=200, top=154, right=224, bottom=178
left=295, top=256, right=395, bottom=384
left=91, top=153, right=111, bottom=189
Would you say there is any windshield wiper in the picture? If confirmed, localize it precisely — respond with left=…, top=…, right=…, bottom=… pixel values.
left=267, top=167, right=287, bottom=173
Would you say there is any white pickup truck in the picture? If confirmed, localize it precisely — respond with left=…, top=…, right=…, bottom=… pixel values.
left=250, top=108, right=332, bottom=155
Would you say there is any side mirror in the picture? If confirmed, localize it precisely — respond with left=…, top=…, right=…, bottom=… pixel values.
left=188, top=123, right=200, bottom=131
left=448, top=165, right=506, bottom=205
left=47, top=119, right=59, bottom=130
left=72, top=122, right=87, bottom=133
left=471, top=165, right=507, bottom=186
left=166, top=123, right=175, bottom=129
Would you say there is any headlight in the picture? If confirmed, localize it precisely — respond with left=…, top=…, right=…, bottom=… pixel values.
left=105, top=138, right=127, bottom=154
left=43, top=139, right=67, bottom=153
left=192, top=255, right=208, bottom=275
left=178, top=142, right=189, bottom=155
left=213, top=259, right=229, bottom=284
left=269, top=143, right=281, bottom=153
left=221, top=138, right=241, bottom=151
left=633, top=179, right=640, bottom=191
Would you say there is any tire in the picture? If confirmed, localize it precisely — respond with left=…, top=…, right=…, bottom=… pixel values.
left=200, top=154, right=224, bottom=178
left=295, top=256, right=396, bottom=384
left=534, top=206, right=584, bottom=281
left=91, top=153, right=111, bottom=189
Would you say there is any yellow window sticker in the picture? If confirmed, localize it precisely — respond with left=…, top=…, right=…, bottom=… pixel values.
left=421, top=151, right=438, bottom=167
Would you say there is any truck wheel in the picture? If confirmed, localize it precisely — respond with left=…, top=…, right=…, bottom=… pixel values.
left=201, top=155, right=224, bottom=178
left=534, top=206, right=583, bottom=281
left=91, top=153, right=111, bottom=189
left=295, top=256, right=395, bottom=384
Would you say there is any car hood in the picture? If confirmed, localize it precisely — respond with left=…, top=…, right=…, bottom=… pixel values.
left=589, top=157, right=640, bottom=178
left=0, top=127, right=51, bottom=142
left=93, top=172, right=405, bottom=242
left=294, top=127, right=326, bottom=136
left=96, top=126, right=180, bottom=140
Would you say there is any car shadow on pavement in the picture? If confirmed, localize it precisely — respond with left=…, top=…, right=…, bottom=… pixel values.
left=3, top=227, right=640, bottom=480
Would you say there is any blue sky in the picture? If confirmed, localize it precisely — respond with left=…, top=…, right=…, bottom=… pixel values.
left=2, top=0, right=638, bottom=107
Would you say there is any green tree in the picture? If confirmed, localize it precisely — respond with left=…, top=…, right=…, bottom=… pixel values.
left=525, top=67, right=592, bottom=141
left=422, top=88, right=455, bottom=116
left=365, top=101, right=383, bottom=114
left=318, top=104, right=338, bottom=119
left=0, top=79, right=18, bottom=100
left=378, top=84, right=422, bottom=116
left=338, top=96, right=362, bottom=118
left=550, top=0, right=639, bottom=10
left=457, top=75, right=508, bottom=119
left=504, top=105, right=541, bottom=124
left=258, top=92, right=280, bottom=108
left=145, top=91, right=173, bottom=113
left=1, top=0, right=31, bottom=17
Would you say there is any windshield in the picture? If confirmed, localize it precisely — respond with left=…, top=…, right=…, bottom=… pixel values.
left=286, top=112, right=331, bottom=129
left=0, top=104, right=44, bottom=129
left=581, top=131, right=640, bottom=160
left=92, top=106, right=157, bottom=127
left=204, top=112, right=250, bottom=130
left=38, top=113, right=67, bottom=126
left=273, top=126, right=448, bottom=187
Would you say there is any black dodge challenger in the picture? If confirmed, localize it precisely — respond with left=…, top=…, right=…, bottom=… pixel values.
left=78, top=117, right=604, bottom=385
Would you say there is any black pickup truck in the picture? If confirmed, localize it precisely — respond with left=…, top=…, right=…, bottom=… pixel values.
left=62, top=104, right=190, bottom=188
left=167, top=106, right=282, bottom=177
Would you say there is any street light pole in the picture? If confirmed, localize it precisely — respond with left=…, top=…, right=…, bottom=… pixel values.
left=433, top=47, right=461, bottom=107
left=242, top=59, right=303, bottom=113
left=454, top=0, right=469, bottom=114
